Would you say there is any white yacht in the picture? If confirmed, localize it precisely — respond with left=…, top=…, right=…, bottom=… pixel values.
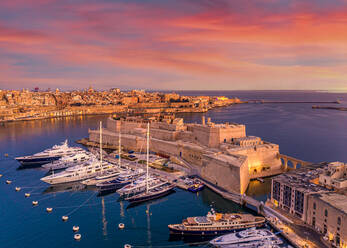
left=42, top=151, right=93, bottom=170
left=210, top=227, right=283, bottom=247
left=81, top=168, right=122, bottom=186
left=40, top=159, right=115, bottom=185
left=116, top=175, right=167, bottom=197
left=15, top=140, right=84, bottom=166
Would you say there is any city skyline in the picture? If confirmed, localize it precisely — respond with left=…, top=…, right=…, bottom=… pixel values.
left=1, top=0, right=347, bottom=91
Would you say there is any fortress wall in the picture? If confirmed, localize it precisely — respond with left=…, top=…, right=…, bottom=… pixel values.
left=228, top=144, right=282, bottom=176
left=181, top=144, right=204, bottom=166
left=200, top=155, right=250, bottom=194
left=150, top=128, right=176, bottom=141
left=218, top=125, right=246, bottom=143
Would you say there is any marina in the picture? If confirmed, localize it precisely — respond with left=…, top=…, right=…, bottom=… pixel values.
left=0, top=91, right=346, bottom=248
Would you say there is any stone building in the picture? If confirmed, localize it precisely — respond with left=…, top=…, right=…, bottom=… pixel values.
left=306, top=193, right=347, bottom=248
left=319, top=162, right=347, bottom=190
left=89, top=115, right=282, bottom=194
left=271, top=162, right=347, bottom=248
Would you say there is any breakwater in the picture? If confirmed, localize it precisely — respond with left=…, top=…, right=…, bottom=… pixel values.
left=312, top=105, right=347, bottom=111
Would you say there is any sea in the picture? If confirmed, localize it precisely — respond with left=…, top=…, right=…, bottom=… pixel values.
left=0, top=91, right=346, bottom=248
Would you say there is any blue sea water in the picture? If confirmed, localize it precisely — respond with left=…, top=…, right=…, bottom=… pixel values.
left=0, top=91, right=346, bottom=248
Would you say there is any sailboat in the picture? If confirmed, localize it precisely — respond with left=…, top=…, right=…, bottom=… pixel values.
left=124, top=123, right=175, bottom=203
left=82, top=122, right=121, bottom=186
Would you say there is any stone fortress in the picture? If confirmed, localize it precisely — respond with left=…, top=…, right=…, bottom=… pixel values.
left=89, top=115, right=283, bottom=194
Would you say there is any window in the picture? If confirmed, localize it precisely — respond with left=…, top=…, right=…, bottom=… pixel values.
left=313, top=202, right=316, bottom=210
left=325, top=209, right=328, bottom=217
left=312, top=217, right=316, bottom=227
left=323, top=224, right=327, bottom=234
left=337, top=217, right=341, bottom=225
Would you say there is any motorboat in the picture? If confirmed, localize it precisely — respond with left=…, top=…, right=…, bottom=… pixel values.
left=96, top=169, right=144, bottom=194
left=15, top=140, right=84, bottom=166
left=81, top=168, right=122, bottom=186
left=42, top=151, right=93, bottom=170
left=210, top=227, right=283, bottom=247
left=40, top=159, right=115, bottom=185
left=168, top=208, right=265, bottom=236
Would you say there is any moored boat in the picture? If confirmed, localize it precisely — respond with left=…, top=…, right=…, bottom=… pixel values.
left=42, top=151, right=93, bottom=171
left=15, top=140, right=84, bottom=166
left=168, top=209, right=265, bottom=236
left=125, top=182, right=175, bottom=203
left=96, top=169, right=144, bottom=194
left=81, top=168, right=121, bottom=186
left=209, top=227, right=283, bottom=247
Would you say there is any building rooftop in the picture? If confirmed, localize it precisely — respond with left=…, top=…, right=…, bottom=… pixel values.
left=315, top=192, right=347, bottom=214
left=273, top=163, right=332, bottom=193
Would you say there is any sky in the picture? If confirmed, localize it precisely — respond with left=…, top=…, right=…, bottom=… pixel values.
left=0, top=0, right=347, bottom=91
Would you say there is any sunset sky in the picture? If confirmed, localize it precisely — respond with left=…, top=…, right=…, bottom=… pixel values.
left=0, top=0, right=347, bottom=91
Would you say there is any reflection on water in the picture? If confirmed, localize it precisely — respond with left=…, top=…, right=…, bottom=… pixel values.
left=42, top=182, right=88, bottom=194
left=246, top=178, right=272, bottom=202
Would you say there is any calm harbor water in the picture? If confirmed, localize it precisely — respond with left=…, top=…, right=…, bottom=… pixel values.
left=0, top=91, right=346, bottom=248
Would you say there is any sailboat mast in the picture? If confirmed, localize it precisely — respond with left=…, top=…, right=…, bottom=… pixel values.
left=146, top=122, right=149, bottom=193
left=100, top=121, right=103, bottom=168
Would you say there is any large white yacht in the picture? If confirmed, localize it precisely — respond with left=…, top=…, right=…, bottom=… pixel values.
left=15, top=140, right=84, bottom=166
left=210, top=227, right=283, bottom=247
left=40, top=159, right=115, bottom=185
left=42, top=151, right=93, bottom=170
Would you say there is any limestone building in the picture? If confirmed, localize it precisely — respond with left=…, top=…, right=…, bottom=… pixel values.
left=89, top=115, right=282, bottom=194
left=271, top=162, right=347, bottom=248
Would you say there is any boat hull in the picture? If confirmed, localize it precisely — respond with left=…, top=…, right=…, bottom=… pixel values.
left=127, top=187, right=175, bottom=203
left=16, top=156, right=61, bottom=166
left=168, top=223, right=265, bottom=236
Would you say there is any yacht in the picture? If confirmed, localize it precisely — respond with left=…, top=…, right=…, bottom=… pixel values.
left=210, top=227, right=283, bottom=247
left=40, top=159, right=115, bottom=185
left=168, top=208, right=265, bottom=236
left=42, top=151, right=93, bottom=171
left=81, top=168, right=122, bottom=186
left=97, top=169, right=144, bottom=194
left=125, top=182, right=175, bottom=203
left=116, top=175, right=167, bottom=197
left=15, top=140, right=84, bottom=166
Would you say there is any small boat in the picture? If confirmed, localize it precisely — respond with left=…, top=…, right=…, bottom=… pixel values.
left=32, top=201, right=38, bottom=206
left=15, top=140, right=85, bottom=166
left=187, top=181, right=204, bottom=192
left=6, top=180, right=12, bottom=184
left=118, top=223, right=125, bottom=229
left=62, top=216, right=69, bottom=221
left=125, top=183, right=175, bottom=203
left=256, top=178, right=264, bottom=183
left=210, top=227, right=283, bottom=247
left=168, top=209, right=265, bottom=236
left=46, top=207, right=53, bottom=213
left=73, top=226, right=80, bottom=232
